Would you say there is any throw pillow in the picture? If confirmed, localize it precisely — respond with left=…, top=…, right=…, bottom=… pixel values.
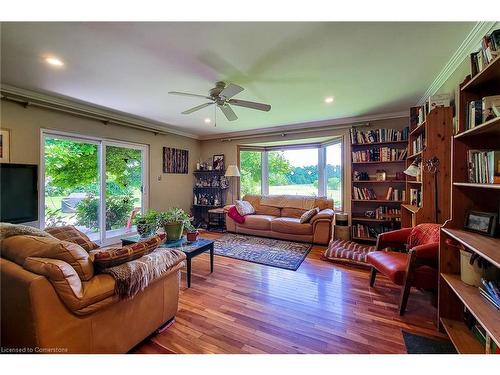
left=1, top=235, right=94, bottom=281
left=299, top=207, right=320, bottom=224
left=46, top=225, right=100, bottom=252
left=227, top=205, right=246, bottom=224
left=234, top=200, right=255, bottom=216
left=0, top=222, right=55, bottom=241
left=93, top=233, right=166, bottom=269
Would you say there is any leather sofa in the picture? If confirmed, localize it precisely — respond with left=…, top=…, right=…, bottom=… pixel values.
left=0, top=234, right=185, bottom=353
left=224, top=194, right=334, bottom=245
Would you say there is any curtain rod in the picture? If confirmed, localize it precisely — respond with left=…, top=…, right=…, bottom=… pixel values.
left=220, top=122, right=369, bottom=142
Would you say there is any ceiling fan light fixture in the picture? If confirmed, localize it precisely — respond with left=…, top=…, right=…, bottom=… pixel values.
left=45, top=56, right=64, bottom=67
left=204, top=118, right=211, bottom=124
left=324, top=96, right=335, bottom=104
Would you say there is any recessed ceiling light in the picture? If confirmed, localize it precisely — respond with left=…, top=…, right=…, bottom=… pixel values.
left=204, top=118, right=211, bottom=124
left=324, top=96, right=335, bottom=104
left=45, top=57, right=64, bottom=67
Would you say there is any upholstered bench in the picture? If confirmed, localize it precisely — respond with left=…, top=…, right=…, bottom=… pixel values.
left=322, top=239, right=375, bottom=267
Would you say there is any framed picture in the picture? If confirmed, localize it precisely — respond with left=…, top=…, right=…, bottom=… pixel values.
left=0, top=129, right=10, bottom=163
left=464, top=210, right=497, bottom=237
left=213, top=154, right=225, bottom=171
left=163, top=147, right=188, bottom=174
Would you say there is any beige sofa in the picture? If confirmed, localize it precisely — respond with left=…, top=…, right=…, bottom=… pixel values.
left=0, top=234, right=185, bottom=353
left=224, top=194, right=334, bottom=245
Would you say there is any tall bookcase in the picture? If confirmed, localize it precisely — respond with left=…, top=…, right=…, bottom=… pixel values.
left=350, top=131, right=408, bottom=243
left=401, top=106, right=453, bottom=227
left=438, top=56, right=500, bottom=354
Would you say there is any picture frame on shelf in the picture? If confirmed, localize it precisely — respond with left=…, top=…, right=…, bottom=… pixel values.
left=0, top=129, right=10, bottom=163
left=464, top=210, right=498, bottom=237
left=213, top=154, right=225, bottom=171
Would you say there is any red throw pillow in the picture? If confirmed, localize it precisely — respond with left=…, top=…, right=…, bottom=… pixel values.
left=94, top=233, right=166, bottom=269
left=228, top=205, right=246, bottom=224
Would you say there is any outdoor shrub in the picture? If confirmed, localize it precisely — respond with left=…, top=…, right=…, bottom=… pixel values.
left=75, top=194, right=135, bottom=231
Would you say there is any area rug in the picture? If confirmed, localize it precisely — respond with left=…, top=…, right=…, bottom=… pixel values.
left=213, top=233, right=312, bottom=271
left=402, top=331, right=457, bottom=354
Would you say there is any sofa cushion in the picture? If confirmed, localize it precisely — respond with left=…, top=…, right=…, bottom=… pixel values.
left=300, top=207, right=320, bottom=224
left=93, top=234, right=166, bottom=269
left=239, top=215, right=276, bottom=231
left=271, top=217, right=313, bottom=235
left=235, top=200, right=256, bottom=216
left=281, top=207, right=307, bottom=218
left=366, top=251, right=408, bottom=285
left=1, top=235, right=94, bottom=281
left=256, top=205, right=281, bottom=216
left=46, top=225, right=100, bottom=252
left=227, top=205, right=245, bottom=224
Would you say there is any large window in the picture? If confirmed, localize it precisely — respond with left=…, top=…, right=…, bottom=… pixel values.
left=42, top=131, right=148, bottom=244
left=239, top=139, right=343, bottom=210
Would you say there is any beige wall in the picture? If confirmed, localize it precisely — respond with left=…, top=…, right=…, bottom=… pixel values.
left=0, top=100, right=200, bottom=213
left=199, top=117, right=409, bottom=214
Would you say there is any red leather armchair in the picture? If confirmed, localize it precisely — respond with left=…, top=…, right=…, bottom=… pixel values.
left=366, top=224, right=440, bottom=315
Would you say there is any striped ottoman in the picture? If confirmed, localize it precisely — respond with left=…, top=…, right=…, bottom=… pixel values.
left=322, top=239, right=376, bottom=267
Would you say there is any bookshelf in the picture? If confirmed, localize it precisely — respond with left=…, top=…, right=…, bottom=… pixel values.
left=401, top=106, right=453, bottom=227
left=438, top=55, right=500, bottom=354
left=350, top=128, right=408, bottom=243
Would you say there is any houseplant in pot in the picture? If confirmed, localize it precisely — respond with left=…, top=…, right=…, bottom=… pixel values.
left=133, top=210, right=159, bottom=237
left=159, top=208, right=191, bottom=241
left=185, top=221, right=199, bottom=243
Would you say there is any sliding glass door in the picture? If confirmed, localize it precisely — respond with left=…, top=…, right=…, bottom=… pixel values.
left=42, top=131, right=148, bottom=243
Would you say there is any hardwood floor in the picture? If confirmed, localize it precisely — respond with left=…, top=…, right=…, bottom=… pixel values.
left=133, top=232, right=445, bottom=354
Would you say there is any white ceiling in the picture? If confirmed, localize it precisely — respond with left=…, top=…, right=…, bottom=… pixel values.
left=1, top=22, right=475, bottom=137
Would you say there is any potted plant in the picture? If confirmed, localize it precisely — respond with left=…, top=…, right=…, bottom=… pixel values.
left=185, top=221, right=199, bottom=243
left=159, top=208, right=191, bottom=241
left=133, top=210, right=159, bottom=237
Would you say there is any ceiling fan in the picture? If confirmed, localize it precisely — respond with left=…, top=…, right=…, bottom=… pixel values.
left=168, top=81, right=271, bottom=122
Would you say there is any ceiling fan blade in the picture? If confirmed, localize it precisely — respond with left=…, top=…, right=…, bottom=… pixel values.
left=219, top=83, right=244, bottom=99
left=228, top=98, right=271, bottom=112
left=169, top=91, right=212, bottom=100
left=219, top=104, right=238, bottom=121
left=181, top=102, right=213, bottom=114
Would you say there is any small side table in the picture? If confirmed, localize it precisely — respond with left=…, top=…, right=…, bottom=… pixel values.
left=207, top=207, right=225, bottom=232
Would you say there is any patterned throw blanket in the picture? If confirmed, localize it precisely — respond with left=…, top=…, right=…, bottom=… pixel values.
left=101, top=248, right=186, bottom=299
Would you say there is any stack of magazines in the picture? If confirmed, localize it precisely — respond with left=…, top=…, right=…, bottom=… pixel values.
left=479, top=278, right=500, bottom=309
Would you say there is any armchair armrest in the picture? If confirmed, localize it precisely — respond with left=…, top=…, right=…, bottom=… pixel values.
left=310, top=208, right=334, bottom=224
left=410, top=242, right=438, bottom=266
left=376, top=227, right=412, bottom=251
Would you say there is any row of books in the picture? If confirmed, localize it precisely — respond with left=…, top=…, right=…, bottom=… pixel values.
left=479, top=278, right=500, bottom=310
left=349, top=127, right=409, bottom=145
left=464, top=307, right=499, bottom=353
left=351, top=147, right=407, bottom=162
left=467, top=150, right=500, bottom=184
left=465, top=95, right=500, bottom=130
left=373, top=206, right=401, bottom=221
left=352, top=187, right=376, bottom=200
left=385, top=187, right=405, bottom=201
left=352, top=224, right=391, bottom=239
left=470, top=29, right=500, bottom=77
left=411, top=134, right=425, bottom=155
left=409, top=188, right=422, bottom=207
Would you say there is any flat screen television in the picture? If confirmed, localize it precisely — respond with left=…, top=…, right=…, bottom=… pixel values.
left=0, top=163, right=38, bottom=223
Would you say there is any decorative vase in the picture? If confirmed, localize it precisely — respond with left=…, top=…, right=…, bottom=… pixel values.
left=163, top=222, right=184, bottom=241
left=186, top=230, right=199, bottom=243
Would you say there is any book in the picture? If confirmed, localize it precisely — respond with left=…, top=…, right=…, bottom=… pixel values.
left=350, top=127, right=409, bottom=145
left=467, top=150, right=500, bottom=184
left=428, top=94, right=450, bottom=113
left=482, top=95, right=500, bottom=122
left=470, top=29, right=500, bottom=76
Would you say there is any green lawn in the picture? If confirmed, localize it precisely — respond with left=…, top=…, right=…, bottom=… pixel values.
left=267, top=184, right=342, bottom=209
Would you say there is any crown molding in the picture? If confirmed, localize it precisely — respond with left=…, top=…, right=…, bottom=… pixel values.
left=201, top=111, right=409, bottom=141
left=0, top=84, right=200, bottom=139
left=417, top=21, right=497, bottom=106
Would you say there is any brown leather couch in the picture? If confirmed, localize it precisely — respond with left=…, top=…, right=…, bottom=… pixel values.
left=224, top=194, right=334, bottom=245
left=0, top=234, right=185, bottom=353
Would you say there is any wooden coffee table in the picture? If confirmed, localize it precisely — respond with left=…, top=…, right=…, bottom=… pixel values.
left=122, top=235, right=214, bottom=288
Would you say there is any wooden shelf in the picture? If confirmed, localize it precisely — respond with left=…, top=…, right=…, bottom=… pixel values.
left=352, top=216, right=400, bottom=222
left=352, top=180, right=406, bottom=184
left=440, top=318, right=484, bottom=354
left=408, top=181, right=422, bottom=185
left=193, top=170, right=225, bottom=174
left=352, top=199, right=403, bottom=203
left=351, top=236, right=377, bottom=243
left=401, top=204, right=420, bottom=214
left=409, top=122, right=425, bottom=137
left=461, top=55, right=500, bottom=92
left=192, top=204, right=223, bottom=208
left=441, top=228, right=500, bottom=268
left=441, top=273, right=500, bottom=346
left=454, top=117, right=500, bottom=139
left=407, top=150, right=423, bottom=159
left=453, top=182, right=500, bottom=190
left=352, top=160, right=406, bottom=165
left=351, top=140, right=408, bottom=147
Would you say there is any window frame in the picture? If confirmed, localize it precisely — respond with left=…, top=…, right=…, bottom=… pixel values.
left=40, top=129, right=149, bottom=245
